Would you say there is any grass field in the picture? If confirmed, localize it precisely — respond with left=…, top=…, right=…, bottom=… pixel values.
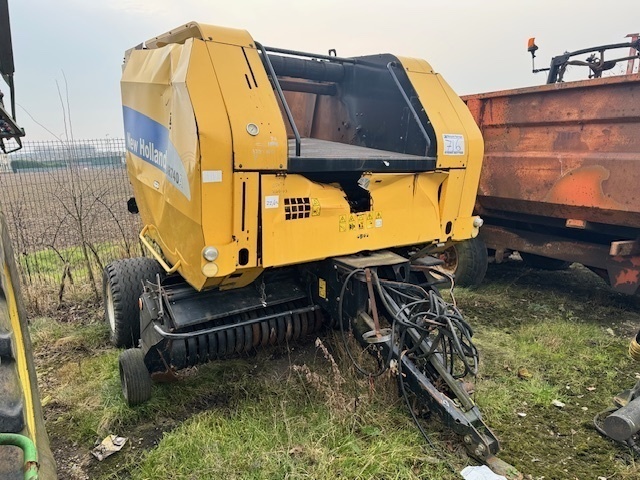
left=30, top=259, right=640, bottom=480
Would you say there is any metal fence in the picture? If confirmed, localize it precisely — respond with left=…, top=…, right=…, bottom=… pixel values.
left=0, top=139, right=142, bottom=310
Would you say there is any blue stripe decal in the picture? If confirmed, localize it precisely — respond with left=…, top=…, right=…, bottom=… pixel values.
left=123, top=106, right=191, bottom=200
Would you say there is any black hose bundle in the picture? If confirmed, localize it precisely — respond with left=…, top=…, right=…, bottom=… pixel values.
left=338, top=267, right=478, bottom=381
left=375, top=272, right=478, bottom=381
left=337, top=267, right=475, bottom=469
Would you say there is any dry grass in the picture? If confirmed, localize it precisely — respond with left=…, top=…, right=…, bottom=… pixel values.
left=0, top=168, right=142, bottom=309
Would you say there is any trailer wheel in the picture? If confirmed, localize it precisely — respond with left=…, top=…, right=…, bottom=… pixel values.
left=520, top=252, right=571, bottom=271
left=433, top=237, right=488, bottom=287
left=103, top=257, right=164, bottom=348
left=119, top=349, right=152, bottom=406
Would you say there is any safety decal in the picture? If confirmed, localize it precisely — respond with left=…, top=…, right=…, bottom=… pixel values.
left=318, top=278, right=327, bottom=299
left=311, top=198, right=321, bottom=216
left=348, top=215, right=356, bottom=231
left=340, top=212, right=381, bottom=231
left=339, top=215, right=347, bottom=232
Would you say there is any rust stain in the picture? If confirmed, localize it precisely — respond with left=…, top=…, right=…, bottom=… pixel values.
left=608, top=255, right=640, bottom=294
left=553, top=131, right=588, bottom=151
left=544, top=165, right=622, bottom=209
left=613, top=268, right=640, bottom=287
left=464, top=75, right=640, bottom=293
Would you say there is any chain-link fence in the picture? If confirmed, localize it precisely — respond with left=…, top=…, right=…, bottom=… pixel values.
left=0, top=138, right=142, bottom=310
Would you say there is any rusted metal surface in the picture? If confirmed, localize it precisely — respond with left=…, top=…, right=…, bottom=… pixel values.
left=465, top=75, right=640, bottom=229
left=481, top=225, right=640, bottom=294
left=464, top=76, right=640, bottom=294
left=611, top=240, right=640, bottom=257
left=607, top=255, right=640, bottom=295
left=480, top=225, right=611, bottom=268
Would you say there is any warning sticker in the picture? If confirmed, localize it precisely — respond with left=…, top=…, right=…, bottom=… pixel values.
left=339, top=215, right=347, bottom=232
left=311, top=198, right=321, bottom=216
left=357, top=214, right=365, bottom=230
left=348, top=214, right=357, bottom=231
left=366, top=212, right=374, bottom=229
left=318, top=278, right=327, bottom=299
left=375, top=212, right=383, bottom=228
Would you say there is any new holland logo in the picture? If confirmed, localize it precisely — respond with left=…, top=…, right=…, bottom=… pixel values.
left=123, top=106, right=191, bottom=200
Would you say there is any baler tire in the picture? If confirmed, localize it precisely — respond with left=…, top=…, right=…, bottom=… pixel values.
left=434, top=237, right=488, bottom=287
left=103, top=257, right=164, bottom=348
left=119, top=349, right=152, bottom=407
left=520, top=252, right=571, bottom=271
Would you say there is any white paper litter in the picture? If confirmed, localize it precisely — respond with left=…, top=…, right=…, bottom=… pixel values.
left=91, top=434, right=128, bottom=461
left=460, top=465, right=507, bottom=480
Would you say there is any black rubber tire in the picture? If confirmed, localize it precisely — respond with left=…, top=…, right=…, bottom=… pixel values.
left=435, top=237, right=488, bottom=287
left=103, top=257, right=164, bottom=348
left=520, top=252, right=571, bottom=271
left=119, top=348, right=152, bottom=407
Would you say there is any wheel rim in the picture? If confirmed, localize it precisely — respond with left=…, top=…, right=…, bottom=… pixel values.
left=119, top=362, right=129, bottom=402
left=106, top=286, right=116, bottom=332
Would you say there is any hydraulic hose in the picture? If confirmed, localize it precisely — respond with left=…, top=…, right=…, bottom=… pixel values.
left=338, top=268, right=396, bottom=377
left=0, top=433, right=39, bottom=480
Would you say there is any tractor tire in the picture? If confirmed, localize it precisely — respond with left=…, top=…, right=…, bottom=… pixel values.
left=103, top=257, right=164, bottom=348
left=1, top=212, right=57, bottom=478
left=119, top=348, right=152, bottom=406
left=434, top=237, right=488, bottom=287
left=520, top=252, right=571, bottom=271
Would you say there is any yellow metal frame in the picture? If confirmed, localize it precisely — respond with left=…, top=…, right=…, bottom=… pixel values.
left=139, top=225, right=182, bottom=274
left=2, top=263, right=37, bottom=445
left=121, top=22, right=484, bottom=292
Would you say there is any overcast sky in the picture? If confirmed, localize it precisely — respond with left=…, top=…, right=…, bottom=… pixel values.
left=8, top=0, right=640, bottom=141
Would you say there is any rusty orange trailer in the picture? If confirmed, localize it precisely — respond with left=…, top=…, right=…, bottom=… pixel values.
left=463, top=73, right=640, bottom=294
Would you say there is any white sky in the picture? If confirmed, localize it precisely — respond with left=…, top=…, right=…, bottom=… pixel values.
left=9, top=0, right=640, bottom=141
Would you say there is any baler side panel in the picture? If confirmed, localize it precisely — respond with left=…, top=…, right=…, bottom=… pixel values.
left=399, top=58, right=484, bottom=241
left=233, top=173, right=259, bottom=268
left=260, top=173, right=446, bottom=268
left=185, top=39, right=239, bottom=284
left=121, top=41, right=206, bottom=289
left=433, top=75, right=484, bottom=239
left=437, top=169, right=467, bottom=238
left=205, top=40, right=288, bottom=172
